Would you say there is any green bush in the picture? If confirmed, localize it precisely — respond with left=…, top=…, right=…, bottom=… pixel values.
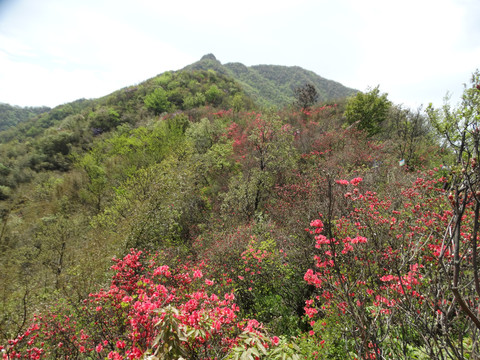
left=144, top=87, right=172, bottom=115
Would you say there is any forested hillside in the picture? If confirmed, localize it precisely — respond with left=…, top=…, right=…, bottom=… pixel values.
left=0, top=103, right=50, bottom=132
left=184, top=54, right=357, bottom=107
left=0, top=60, right=479, bottom=360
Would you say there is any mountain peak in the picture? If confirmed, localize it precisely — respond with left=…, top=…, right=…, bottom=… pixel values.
left=200, top=53, right=218, bottom=61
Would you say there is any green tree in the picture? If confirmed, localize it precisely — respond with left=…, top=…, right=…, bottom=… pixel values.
left=0, top=186, right=11, bottom=200
left=93, top=153, right=203, bottom=250
left=185, top=117, right=225, bottom=154
left=77, top=151, right=108, bottom=213
left=426, top=69, right=480, bottom=332
left=37, top=132, right=74, bottom=157
left=0, top=163, right=10, bottom=177
left=205, top=84, right=222, bottom=106
left=222, top=112, right=297, bottom=221
left=232, top=93, right=246, bottom=112
left=345, top=86, right=391, bottom=136
left=36, top=214, right=79, bottom=291
left=89, top=107, right=121, bottom=132
left=293, top=83, right=319, bottom=110
left=184, top=92, right=206, bottom=109
left=384, top=105, right=433, bottom=168
left=144, top=87, right=172, bottom=115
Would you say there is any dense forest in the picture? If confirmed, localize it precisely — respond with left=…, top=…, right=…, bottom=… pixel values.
left=0, top=57, right=479, bottom=359
left=0, top=104, right=50, bottom=132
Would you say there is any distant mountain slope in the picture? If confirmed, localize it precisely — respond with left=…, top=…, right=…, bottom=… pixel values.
left=184, top=54, right=357, bottom=107
left=0, top=103, right=50, bottom=131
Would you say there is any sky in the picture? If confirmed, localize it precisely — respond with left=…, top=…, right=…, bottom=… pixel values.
left=0, top=0, right=479, bottom=109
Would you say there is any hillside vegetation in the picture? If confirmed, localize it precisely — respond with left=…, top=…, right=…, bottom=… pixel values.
left=0, top=103, right=50, bottom=132
left=0, top=58, right=479, bottom=360
left=184, top=54, right=357, bottom=107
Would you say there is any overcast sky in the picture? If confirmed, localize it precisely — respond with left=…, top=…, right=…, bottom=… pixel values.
left=0, top=0, right=479, bottom=109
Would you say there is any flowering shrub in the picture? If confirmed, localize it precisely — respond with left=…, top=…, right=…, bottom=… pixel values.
left=303, top=172, right=480, bottom=359
left=2, top=249, right=298, bottom=359
left=192, top=221, right=302, bottom=335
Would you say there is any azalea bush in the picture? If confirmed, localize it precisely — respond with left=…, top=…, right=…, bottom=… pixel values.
left=2, top=249, right=299, bottom=359
left=192, top=220, right=303, bottom=336
left=303, top=172, right=480, bottom=359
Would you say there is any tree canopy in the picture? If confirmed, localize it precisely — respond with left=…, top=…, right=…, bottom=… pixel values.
left=345, top=85, right=391, bottom=136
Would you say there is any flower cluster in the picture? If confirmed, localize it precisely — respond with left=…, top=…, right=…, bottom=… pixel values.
left=1, top=250, right=272, bottom=359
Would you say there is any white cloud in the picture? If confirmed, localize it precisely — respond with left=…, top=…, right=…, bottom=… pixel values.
left=136, top=0, right=310, bottom=28
left=334, top=0, right=480, bottom=106
left=0, top=0, right=195, bottom=106
left=0, top=34, right=36, bottom=59
left=0, top=49, right=104, bottom=106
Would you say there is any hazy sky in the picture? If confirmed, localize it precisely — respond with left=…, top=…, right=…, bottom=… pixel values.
left=1, top=0, right=479, bottom=109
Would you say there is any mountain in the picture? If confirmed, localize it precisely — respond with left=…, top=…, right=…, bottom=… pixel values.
left=0, top=55, right=356, bottom=197
left=0, top=54, right=358, bottom=189
left=0, top=103, right=50, bottom=132
left=183, top=54, right=357, bottom=107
